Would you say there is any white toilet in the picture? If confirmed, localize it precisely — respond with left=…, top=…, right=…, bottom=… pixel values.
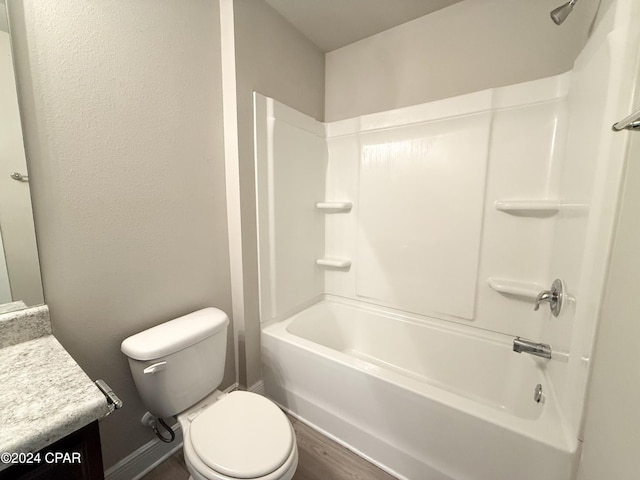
left=121, top=308, right=298, bottom=480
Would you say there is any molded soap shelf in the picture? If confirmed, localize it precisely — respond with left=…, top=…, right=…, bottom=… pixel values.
left=316, top=202, right=352, bottom=212
left=316, top=258, right=352, bottom=268
left=494, top=200, right=561, bottom=213
left=494, top=199, right=588, bottom=214
left=487, top=277, right=544, bottom=299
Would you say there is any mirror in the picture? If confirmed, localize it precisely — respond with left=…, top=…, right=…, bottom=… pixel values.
left=0, top=0, right=44, bottom=314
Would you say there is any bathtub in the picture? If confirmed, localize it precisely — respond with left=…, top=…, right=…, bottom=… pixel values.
left=261, top=297, right=578, bottom=480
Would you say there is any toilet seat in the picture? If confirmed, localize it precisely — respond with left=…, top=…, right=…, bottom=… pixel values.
left=183, top=391, right=298, bottom=480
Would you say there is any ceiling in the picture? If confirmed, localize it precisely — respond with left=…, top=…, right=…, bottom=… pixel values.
left=265, top=0, right=465, bottom=52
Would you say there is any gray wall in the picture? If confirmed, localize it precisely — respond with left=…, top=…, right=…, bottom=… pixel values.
left=325, top=0, right=609, bottom=121
left=9, top=0, right=234, bottom=469
left=233, top=0, right=325, bottom=388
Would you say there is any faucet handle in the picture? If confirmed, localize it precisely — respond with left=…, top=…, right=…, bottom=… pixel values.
left=534, top=291, right=553, bottom=311
left=534, top=279, right=564, bottom=317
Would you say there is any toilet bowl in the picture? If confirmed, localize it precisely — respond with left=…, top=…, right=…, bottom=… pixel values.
left=180, top=391, right=297, bottom=480
left=121, top=308, right=298, bottom=480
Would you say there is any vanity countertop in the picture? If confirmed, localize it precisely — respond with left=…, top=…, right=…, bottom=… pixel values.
left=0, top=306, right=112, bottom=472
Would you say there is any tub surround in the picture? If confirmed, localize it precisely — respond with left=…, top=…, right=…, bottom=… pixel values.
left=262, top=297, right=575, bottom=480
left=0, top=306, right=111, bottom=473
left=254, top=73, right=571, bottom=335
left=255, top=78, right=575, bottom=479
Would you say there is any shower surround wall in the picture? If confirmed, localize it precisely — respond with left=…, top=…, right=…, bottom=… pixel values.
left=255, top=1, right=640, bottom=474
left=256, top=74, right=569, bottom=336
left=321, top=79, right=568, bottom=338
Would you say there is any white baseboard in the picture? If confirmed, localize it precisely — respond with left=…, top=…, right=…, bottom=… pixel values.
left=105, top=424, right=183, bottom=480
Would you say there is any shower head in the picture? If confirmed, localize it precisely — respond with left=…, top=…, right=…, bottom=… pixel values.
left=550, top=0, right=578, bottom=25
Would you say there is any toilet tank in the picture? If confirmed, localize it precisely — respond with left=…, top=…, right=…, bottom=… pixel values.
left=121, top=308, right=229, bottom=418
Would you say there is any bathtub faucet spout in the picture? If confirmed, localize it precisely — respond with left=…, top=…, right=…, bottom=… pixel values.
left=513, top=337, right=552, bottom=359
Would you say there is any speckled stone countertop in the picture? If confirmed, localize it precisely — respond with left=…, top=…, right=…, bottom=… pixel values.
left=0, top=306, right=112, bottom=472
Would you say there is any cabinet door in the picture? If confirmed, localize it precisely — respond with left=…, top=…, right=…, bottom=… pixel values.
left=0, top=421, right=104, bottom=480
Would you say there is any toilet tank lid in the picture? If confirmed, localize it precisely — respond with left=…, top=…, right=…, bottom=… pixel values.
left=121, top=308, right=229, bottom=361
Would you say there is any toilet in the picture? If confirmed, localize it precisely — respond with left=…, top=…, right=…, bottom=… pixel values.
left=121, top=308, right=298, bottom=480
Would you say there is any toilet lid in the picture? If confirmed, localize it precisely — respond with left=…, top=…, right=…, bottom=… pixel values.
left=190, top=391, right=293, bottom=478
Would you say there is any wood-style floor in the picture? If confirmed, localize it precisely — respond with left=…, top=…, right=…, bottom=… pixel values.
left=141, top=414, right=396, bottom=480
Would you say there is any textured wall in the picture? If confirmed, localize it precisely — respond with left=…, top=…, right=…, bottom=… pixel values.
left=8, top=0, right=233, bottom=468
left=233, top=0, right=325, bottom=388
left=325, top=0, right=608, bottom=121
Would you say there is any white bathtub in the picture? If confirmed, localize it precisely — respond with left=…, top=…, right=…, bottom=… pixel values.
left=261, top=298, right=578, bottom=480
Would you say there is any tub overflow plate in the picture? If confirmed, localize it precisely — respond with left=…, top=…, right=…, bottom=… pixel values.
left=534, top=384, right=544, bottom=403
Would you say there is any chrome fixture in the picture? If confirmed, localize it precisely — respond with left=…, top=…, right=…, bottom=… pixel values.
left=10, top=172, right=28, bottom=182
left=513, top=337, right=552, bottom=359
left=95, top=379, right=123, bottom=413
left=550, top=0, right=577, bottom=25
left=533, top=384, right=544, bottom=403
left=612, top=106, right=640, bottom=131
left=534, top=279, right=564, bottom=317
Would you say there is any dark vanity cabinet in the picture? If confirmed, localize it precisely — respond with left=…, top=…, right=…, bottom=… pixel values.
left=0, top=422, right=104, bottom=480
